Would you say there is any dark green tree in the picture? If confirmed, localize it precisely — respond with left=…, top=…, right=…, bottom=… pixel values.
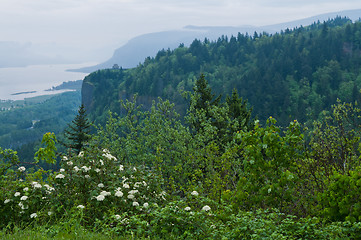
left=187, top=75, right=253, bottom=150
left=187, top=74, right=221, bottom=134
left=63, top=104, right=92, bottom=154
left=193, top=74, right=221, bottom=110
left=226, top=88, right=253, bottom=132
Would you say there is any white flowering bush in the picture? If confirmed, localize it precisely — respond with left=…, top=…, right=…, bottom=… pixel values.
left=0, top=143, right=58, bottom=228
left=2, top=171, right=58, bottom=226
left=0, top=134, right=165, bottom=230
left=94, top=188, right=224, bottom=237
left=46, top=147, right=165, bottom=226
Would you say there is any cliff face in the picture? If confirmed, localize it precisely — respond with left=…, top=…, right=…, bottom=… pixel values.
left=80, top=67, right=174, bottom=124
left=81, top=80, right=94, bottom=112
left=80, top=68, right=137, bottom=123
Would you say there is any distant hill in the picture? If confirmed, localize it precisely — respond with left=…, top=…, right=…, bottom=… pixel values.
left=72, top=9, right=361, bottom=73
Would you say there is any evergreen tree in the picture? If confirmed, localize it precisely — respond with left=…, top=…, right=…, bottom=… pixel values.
left=187, top=74, right=221, bottom=134
left=193, top=73, right=221, bottom=110
left=226, top=88, right=253, bottom=132
left=63, top=104, right=92, bottom=154
left=187, top=75, right=253, bottom=150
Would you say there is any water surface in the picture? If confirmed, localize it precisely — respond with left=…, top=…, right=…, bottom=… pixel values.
left=0, top=63, right=93, bottom=100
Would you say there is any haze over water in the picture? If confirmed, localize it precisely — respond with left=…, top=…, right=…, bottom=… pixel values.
left=0, top=63, right=91, bottom=101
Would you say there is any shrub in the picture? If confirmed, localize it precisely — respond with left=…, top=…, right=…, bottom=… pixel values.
left=319, top=168, right=361, bottom=222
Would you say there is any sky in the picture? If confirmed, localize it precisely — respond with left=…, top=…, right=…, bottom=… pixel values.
left=1, top=0, right=361, bottom=62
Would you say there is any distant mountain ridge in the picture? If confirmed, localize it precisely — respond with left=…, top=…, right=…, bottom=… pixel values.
left=72, top=9, right=361, bottom=73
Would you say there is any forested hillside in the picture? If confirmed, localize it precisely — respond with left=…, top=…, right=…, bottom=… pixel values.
left=83, top=17, right=361, bottom=126
left=0, top=91, right=81, bottom=162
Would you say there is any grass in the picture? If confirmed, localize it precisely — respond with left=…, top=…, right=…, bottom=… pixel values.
left=0, top=225, right=144, bottom=240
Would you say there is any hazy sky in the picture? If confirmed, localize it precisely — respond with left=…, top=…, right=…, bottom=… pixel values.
left=1, top=0, right=361, bottom=61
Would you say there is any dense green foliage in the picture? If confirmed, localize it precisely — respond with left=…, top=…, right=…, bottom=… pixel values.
left=84, top=17, right=361, bottom=126
left=3, top=74, right=361, bottom=238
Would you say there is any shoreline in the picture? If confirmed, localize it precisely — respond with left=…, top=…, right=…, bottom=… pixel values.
left=11, top=90, right=37, bottom=96
left=0, top=63, right=92, bottom=101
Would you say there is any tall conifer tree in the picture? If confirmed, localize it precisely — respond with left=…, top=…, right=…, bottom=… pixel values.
left=63, top=104, right=91, bottom=154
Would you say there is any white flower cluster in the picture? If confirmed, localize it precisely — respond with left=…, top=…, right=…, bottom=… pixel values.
left=128, top=189, right=139, bottom=195
left=31, top=181, right=42, bottom=189
left=55, top=174, right=65, bottom=179
left=81, top=166, right=91, bottom=172
left=95, top=195, right=105, bottom=201
left=159, top=191, right=167, bottom=200
left=102, top=149, right=117, bottom=161
left=20, top=196, right=28, bottom=201
left=19, top=202, right=28, bottom=210
left=18, top=166, right=26, bottom=172
left=134, top=182, right=146, bottom=188
left=202, top=205, right=211, bottom=212
left=64, top=155, right=73, bottom=166
left=115, top=190, right=123, bottom=197
left=191, top=191, right=199, bottom=196
left=44, top=184, right=55, bottom=192
left=100, top=191, right=111, bottom=196
left=94, top=191, right=111, bottom=201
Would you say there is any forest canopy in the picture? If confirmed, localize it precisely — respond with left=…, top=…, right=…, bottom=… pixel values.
left=83, top=17, right=361, bottom=127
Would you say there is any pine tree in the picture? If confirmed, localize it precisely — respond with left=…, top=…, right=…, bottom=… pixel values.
left=193, top=73, right=221, bottom=110
left=63, top=104, right=92, bottom=154
left=226, top=88, right=253, bottom=131
left=187, top=74, right=221, bottom=134
left=187, top=75, right=254, bottom=150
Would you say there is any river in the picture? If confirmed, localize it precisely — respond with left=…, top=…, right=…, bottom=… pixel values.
left=0, top=63, right=94, bottom=101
